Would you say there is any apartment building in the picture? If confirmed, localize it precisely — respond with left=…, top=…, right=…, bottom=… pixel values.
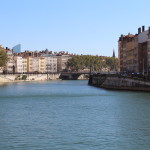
left=1, top=44, right=72, bottom=73
left=39, top=57, right=46, bottom=73
left=57, top=55, right=71, bottom=72
left=43, top=54, right=57, bottom=73
left=27, top=57, right=39, bottom=73
left=22, top=57, right=27, bottom=73
left=118, top=26, right=150, bottom=74
left=14, top=56, right=23, bottom=73
left=5, top=48, right=14, bottom=73
left=32, top=57, right=39, bottom=72
left=118, top=34, right=138, bottom=72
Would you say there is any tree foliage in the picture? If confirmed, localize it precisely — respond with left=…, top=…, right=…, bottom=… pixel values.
left=66, top=55, right=118, bottom=72
left=0, top=47, right=8, bottom=67
left=105, top=57, right=118, bottom=71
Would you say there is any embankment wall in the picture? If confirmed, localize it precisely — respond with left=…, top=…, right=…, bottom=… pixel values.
left=89, top=75, right=150, bottom=91
left=0, top=74, right=60, bottom=83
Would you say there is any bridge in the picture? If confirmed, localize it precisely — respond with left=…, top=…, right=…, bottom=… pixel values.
left=59, top=71, right=115, bottom=80
left=60, top=72, right=90, bottom=80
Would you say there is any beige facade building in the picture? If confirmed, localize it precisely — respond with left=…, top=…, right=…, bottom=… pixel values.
left=32, top=57, right=39, bottom=72
left=39, top=57, right=46, bottom=73
left=1, top=44, right=72, bottom=74
left=118, top=26, right=150, bottom=74
left=43, top=55, right=57, bottom=73
left=22, top=58, right=27, bottom=73
left=27, top=57, right=39, bottom=73
left=27, top=57, right=33, bottom=73
left=57, top=55, right=71, bottom=72
left=5, top=49, right=14, bottom=73
left=14, top=56, right=23, bottom=73
left=27, top=57, right=46, bottom=73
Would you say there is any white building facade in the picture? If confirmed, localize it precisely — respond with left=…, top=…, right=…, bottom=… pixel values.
left=14, top=56, right=23, bottom=73
left=5, top=49, right=14, bottom=73
left=43, top=55, right=57, bottom=73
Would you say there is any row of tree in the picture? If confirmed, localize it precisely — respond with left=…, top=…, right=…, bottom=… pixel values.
left=0, top=46, right=8, bottom=67
left=66, top=55, right=118, bottom=72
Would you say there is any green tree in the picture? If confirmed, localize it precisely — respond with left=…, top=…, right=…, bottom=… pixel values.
left=66, top=55, right=105, bottom=72
left=66, top=55, right=118, bottom=72
left=105, top=57, right=118, bottom=71
left=0, top=47, right=8, bottom=67
left=22, top=75, right=27, bottom=80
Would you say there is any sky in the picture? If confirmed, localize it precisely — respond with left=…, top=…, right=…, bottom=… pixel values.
left=0, top=0, right=150, bottom=57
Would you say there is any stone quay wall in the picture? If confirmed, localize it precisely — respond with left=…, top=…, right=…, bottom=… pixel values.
left=89, top=74, right=150, bottom=91
left=0, top=74, right=60, bottom=83
left=0, top=73, right=88, bottom=83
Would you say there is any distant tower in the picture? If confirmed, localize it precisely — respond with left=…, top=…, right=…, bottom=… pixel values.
left=112, top=49, right=115, bottom=58
left=12, top=44, right=21, bottom=53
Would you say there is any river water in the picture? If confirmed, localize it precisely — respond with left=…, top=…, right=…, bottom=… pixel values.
left=0, top=80, right=150, bottom=150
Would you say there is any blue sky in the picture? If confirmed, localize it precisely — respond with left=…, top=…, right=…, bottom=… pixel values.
left=0, top=0, right=150, bottom=56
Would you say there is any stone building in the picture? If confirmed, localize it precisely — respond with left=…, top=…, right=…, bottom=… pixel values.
left=118, top=26, right=150, bottom=74
left=39, top=57, right=46, bottom=73
left=1, top=44, right=73, bottom=74
left=42, top=54, right=57, bottom=73
left=27, top=57, right=40, bottom=73
left=22, top=57, right=27, bottom=73
left=14, top=56, right=23, bottom=73
left=57, top=55, right=71, bottom=72
left=5, top=48, right=14, bottom=73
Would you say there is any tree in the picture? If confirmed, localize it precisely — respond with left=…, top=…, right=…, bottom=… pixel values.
left=66, top=55, right=105, bottom=72
left=0, top=46, right=8, bottom=67
left=105, top=57, right=118, bottom=71
left=66, top=55, right=119, bottom=72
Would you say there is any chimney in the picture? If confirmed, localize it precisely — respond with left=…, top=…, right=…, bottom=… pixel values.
left=142, top=26, right=145, bottom=32
left=149, top=27, right=150, bottom=34
left=121, top=34, right=123, bottom=41
left=138, top=27, right=141, bottom=34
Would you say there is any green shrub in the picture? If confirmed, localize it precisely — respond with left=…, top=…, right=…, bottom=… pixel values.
left=22, top=75, right=27, bottom=80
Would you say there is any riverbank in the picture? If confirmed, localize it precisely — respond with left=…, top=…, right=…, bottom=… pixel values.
left=89, top=74, right=150, bottom=92
left=0, top=74, right=60, bottom=83
left=0, top=73, right=88, bottom=83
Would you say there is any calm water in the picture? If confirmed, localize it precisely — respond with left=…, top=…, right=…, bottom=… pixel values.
left=0, top=80, right=150, bottom=150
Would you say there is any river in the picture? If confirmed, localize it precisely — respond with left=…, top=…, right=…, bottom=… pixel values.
left=0, top=80, right=150, bottom=150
